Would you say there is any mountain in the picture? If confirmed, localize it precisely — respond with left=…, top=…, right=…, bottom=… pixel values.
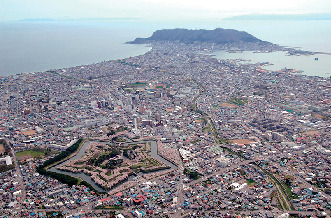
left=224, top=13, right=331, bottom=21
left=127, top=28, right=264, bottom=44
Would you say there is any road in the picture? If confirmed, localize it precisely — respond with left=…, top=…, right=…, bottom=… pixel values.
left=173, top=149, right=185, bottom=218
left=187, top=159, right=254, bottom=187
left=275, top=182, right=291, bottom=210
left=189, top=80, right=295, bottom=213
left=10, top=147, right=27, bottom=213
left=6, top=78, right=327, bottom=216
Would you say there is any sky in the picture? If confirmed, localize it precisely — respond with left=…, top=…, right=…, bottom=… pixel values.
left=1, top=0, right=331, bottom=22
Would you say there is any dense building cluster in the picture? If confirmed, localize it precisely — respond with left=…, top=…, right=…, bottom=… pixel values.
left=0, top=41, right=330, bottom=217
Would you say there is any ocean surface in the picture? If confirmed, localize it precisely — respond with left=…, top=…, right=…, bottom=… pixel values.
left=0, top=22, right=152, bottom=76
left=0, top=20, right=330, bottom=77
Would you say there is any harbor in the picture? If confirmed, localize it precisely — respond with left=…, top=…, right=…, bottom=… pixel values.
left=213, top=50, right=331, bottom=77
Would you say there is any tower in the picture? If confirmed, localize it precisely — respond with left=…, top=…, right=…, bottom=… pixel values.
left=133, top=114, right=138, bottom=132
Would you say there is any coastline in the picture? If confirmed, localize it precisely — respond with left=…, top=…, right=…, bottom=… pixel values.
left=1, top=20, right=331, bottom=77
left=1, top=39, right=328, bottom=79
left=212, top=50, right=331, bottom=77
left=0, top=44, right=152, bottom=77
left=0, top=22, right=153, bottom=76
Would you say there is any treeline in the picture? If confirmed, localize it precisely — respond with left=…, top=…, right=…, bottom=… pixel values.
left=141, top=166, right=170, bottom=173
left=38, top=139, right=82, bottom=169
left=92, top=149, right=120, bottom=166
left=37, top=168, right=79, bottom=186
left=106, top=126, right=128, bottom=136
left=0, top=139, right=11, bottom=157
left=36, top=139, right=83, bottom=186
left=123, top=149, right=136, bottom=160
left=0, top=164, right=14, bottom=173
left=184, top=168, right=200, bottom=180
left=36, top=139, right=103, bottom=193
left=106, top=159, right=123, bottom=170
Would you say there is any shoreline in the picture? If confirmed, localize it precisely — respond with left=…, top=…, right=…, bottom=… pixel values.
left=0, top=36, right=329, bottom=78
left=212, top=49, right=331, bottom=78
left=0, top=44, right=153, bottom=77
left=2, top=44, right=329, bottom=79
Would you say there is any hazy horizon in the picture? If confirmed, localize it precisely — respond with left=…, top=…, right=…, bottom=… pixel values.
left=1, top=12, right=331, bottom=24
left=1, top=0, right=331, bottom=22
left=1, top=0, right=331, bottom=76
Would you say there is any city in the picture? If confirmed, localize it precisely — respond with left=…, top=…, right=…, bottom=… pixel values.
left=0, top=40, right=330, bottom=217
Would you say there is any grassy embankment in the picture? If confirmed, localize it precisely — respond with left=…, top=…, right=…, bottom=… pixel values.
left=36, top=139, right=103, bottom=193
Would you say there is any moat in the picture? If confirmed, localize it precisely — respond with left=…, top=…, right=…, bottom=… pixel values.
left=49, top=140, right=178, bottom=192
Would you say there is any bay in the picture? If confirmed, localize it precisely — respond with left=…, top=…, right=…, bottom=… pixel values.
left=212, top=50, right=331, bottom=77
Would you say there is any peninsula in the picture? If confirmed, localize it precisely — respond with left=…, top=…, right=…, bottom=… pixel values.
left=128, top=28, right=272, bottom=45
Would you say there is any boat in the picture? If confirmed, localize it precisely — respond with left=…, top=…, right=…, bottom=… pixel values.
left=227, top=50, right=243, bottom=53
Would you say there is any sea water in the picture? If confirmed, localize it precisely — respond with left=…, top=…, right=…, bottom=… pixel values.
left=0, top=20, right=330, bottom=77
left=212, top=50, right=331, bottom=77
left=0, top=22, right=152, bottom=76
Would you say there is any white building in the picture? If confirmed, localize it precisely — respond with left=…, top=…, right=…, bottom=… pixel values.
left=0, top=156, right=12, bottom=165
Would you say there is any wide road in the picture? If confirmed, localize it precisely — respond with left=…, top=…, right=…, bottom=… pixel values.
left=190, top=79, right=295, bottom=213
left=173, top=149, right=185, bottom=218
left=188, top=159, right=254, bottom=186
left=10, top=147, right=27, bottom=214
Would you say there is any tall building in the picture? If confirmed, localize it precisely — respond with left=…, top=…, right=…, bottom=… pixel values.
left=133, top=114, right=138, bottom=132
left=272, top=132, right=285, bottom=142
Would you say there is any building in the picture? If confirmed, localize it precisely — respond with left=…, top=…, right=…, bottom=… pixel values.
left=0, top=156, right=12, bottom=165
left=272, top=132, right=285, bottom=142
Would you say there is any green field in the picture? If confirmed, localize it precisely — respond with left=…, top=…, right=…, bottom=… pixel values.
left=95, top=205, right=124, bottom=210
left=228, top=98, right=248, bottom=106
left=129, top=82, right=148, bottom=87
left=16, top=150, right=45, bottom=159
left=246, top=179, right=257, bottom=185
